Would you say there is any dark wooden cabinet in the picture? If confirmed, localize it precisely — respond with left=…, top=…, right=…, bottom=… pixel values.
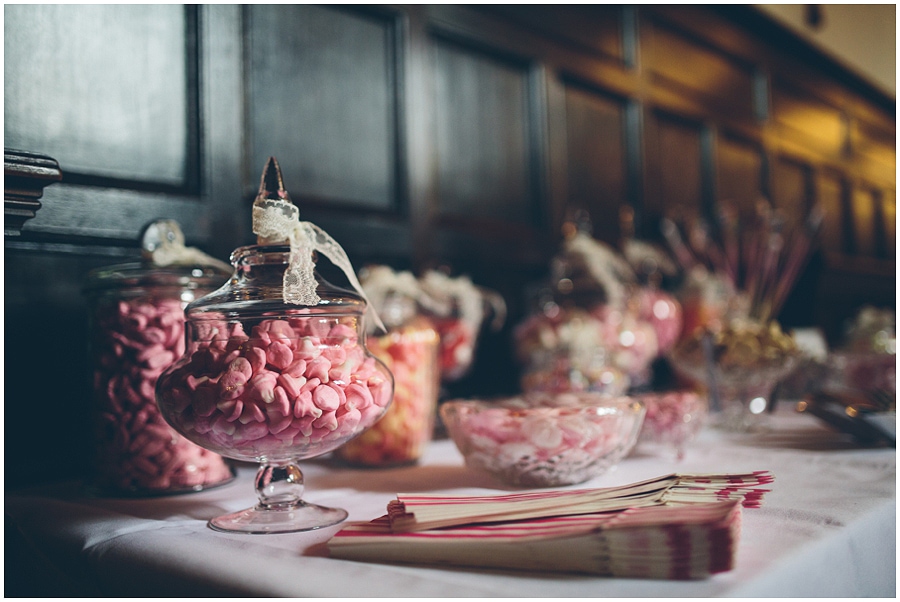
left=5, top=5, right=894, bottom=487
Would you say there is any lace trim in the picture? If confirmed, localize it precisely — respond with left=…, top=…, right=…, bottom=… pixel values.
left=252, top=199, right=385, bottom=332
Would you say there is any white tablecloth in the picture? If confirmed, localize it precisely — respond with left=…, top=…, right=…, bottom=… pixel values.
left=6, top=408, right=896, bottom=597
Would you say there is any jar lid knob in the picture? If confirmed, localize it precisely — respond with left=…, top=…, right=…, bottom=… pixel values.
left=250, top=156, right=386, bottom=332
left=140, top=219, right=230, bottom=272
left=254, top=156, right=297, bottom=246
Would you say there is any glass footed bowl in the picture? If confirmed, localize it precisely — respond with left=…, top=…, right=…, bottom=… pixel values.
left=669, top=349, right=799, bottom=432
left=632, top=390, right=708, bottom=460
left=440, top=392, right=645, bottom=487
left=156, top=244, right=394, bottom=534
left=157, top=314, right=393, bottom=532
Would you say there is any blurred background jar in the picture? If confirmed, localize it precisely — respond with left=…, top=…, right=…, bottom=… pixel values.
left=83, top=220, right=234, bottom=495
left=514, top=210, right=672, bottom=394
left=418, top=270, right=506, bottom=385
left=333, top=266, right=441, bottom=467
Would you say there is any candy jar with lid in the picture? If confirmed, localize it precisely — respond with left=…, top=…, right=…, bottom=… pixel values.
left=84, top=220, right=235, bottom=496
left=417, top=270, right=507, bottom=383
left=156, top=158, right=393, bottom=533
left=333, top=265, right=440, bottom=467
left=514, top=210, right=659, bottom=394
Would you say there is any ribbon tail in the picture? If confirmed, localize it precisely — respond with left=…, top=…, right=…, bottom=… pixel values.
left=307, top=223, right=387, bottom=333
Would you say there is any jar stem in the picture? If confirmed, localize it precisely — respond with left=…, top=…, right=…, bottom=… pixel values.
left=255, top=461, right=304, bottom=509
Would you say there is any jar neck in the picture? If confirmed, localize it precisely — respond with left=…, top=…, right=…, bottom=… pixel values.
left=231, top=244, right=294, bottom=270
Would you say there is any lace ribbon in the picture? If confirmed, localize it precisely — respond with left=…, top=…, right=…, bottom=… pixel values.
left=252, top=198, right=385, bottom=332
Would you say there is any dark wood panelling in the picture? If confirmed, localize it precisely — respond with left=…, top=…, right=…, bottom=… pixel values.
left=853, top=116, right=897, bottom=186
left=246, top=5, right=401, bottom=212
left=816, top=170, right=850, bottom=255
left=715, top=133, right=764, bottom=217
left=564, top=84, right=628, bottom=246
left=431, top=35, right=536, bottom=227
left=645, top=19, right=756, bottom=125
left=882, top=189, right=896, bottom=259
left=644, top=111, right=704, bottom=224
left=479, top=5, right=625, bottom=65
left=771, top=80, right=847, bottom=161
left=769, top=156, right=813, bottom=235
left=850, top=185, right=879, bottom=257
left=4, top=5, right=196, bottom=188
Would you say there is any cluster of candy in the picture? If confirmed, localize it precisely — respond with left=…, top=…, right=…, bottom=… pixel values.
left=519, top=348, right=629, bottom=396
left=156, top=316, right=393, bottom=460
left=335, top=316, right=440, bottom=466
left=635, top=391, right=708, bottom=461
left=442, top=394, right=644, bottom=487
left=636, top=288, right=683, bottom=354
left=514, top=291, right=674, bottom=392
left=674, top=318, right=797, bottom=376
left=92, top=298, right=233, bottom=493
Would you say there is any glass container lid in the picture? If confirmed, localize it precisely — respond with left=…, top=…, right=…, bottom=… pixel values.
left=84, top=219, right=232, bottom=295
left=185, top=157, right=382, bottom=328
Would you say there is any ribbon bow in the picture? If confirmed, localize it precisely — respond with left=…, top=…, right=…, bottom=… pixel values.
left=252, top=198, right=385, bottom=333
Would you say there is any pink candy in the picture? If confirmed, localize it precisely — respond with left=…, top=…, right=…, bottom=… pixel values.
left=441, top=394, right=645, bottom=487
left=91, top=298, right=233, bottom=493
left=157, top=317, right=393, bottom=460
left=636, top=288, right=683, bottom=354
left=634, top=391, right=708, bottom=460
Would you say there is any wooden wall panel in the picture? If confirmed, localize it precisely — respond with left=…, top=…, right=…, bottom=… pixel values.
left=4, top=5, right=193, bottom=187
left=816, top=171, right=850, bottom=255
left=431, top=36, right=536, bottom=227
left=850, top=186, right=879, bottom=257
left=563, top=84, right=628, bottom=245
left=770, top=156, right=812, bottom=235
left=882, top=190, right=896, bottom=260
left=645, top=112, right=704, bottom=224
left=246, top=5, right=400, bottom=212
left=853, top=117, right=897, bottom=186
left=716, top=134, right=764, bottom=217
left=646, top=21, right=756, bottom=124
left=481, top=5, right=625, bottom=64
left=771, top=81, right=846, bottom=160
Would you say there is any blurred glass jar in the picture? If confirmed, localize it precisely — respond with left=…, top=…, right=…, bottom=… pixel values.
left=334, top=289, right=441, bottom=467
left=83, top=220, right=234, bottom=495
left=418, top=270, right=506, bottom=383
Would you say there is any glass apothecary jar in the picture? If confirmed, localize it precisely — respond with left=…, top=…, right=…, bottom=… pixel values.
left=84, top=220, right=234, bottom=496
left=334, top=289, right=440, bottom=467
left=155, top=156, right=394, bottom=533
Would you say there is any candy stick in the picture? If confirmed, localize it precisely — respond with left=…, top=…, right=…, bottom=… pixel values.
left=716, top=202, right=741, bottom=285
left=660, top=217, right=697, bottom=272
left=768, top=206, right=823, bottom=319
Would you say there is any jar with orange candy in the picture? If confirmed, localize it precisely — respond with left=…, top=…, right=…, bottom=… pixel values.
left=333, top=267, right=440, bottom=467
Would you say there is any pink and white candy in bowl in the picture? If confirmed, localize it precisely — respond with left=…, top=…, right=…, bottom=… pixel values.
left=440, top=392, right=645, bottom=487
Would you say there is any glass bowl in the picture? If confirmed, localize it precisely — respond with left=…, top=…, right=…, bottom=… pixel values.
left=669, top=319, right=800, bottom=432
left=633, top=390, right=708, bottom=460
left=439, top=392, right=645, bottom=487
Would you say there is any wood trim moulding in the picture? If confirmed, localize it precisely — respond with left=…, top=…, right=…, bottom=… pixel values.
left=4, top=149, right=62, bottom=236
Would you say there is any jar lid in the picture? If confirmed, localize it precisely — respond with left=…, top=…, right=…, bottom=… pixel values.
left=84, top=220, right=231, bottom=295
left=185, top=243, right=367, bottom=321
left=183, top=157, right=383, bottom=328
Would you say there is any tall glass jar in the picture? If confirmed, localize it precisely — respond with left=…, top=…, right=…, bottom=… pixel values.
left=334, top=292, right=440, bottom=467
left=84, top=221, right=234, bottom=495
left=154, top=156, right=396, bottom=533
